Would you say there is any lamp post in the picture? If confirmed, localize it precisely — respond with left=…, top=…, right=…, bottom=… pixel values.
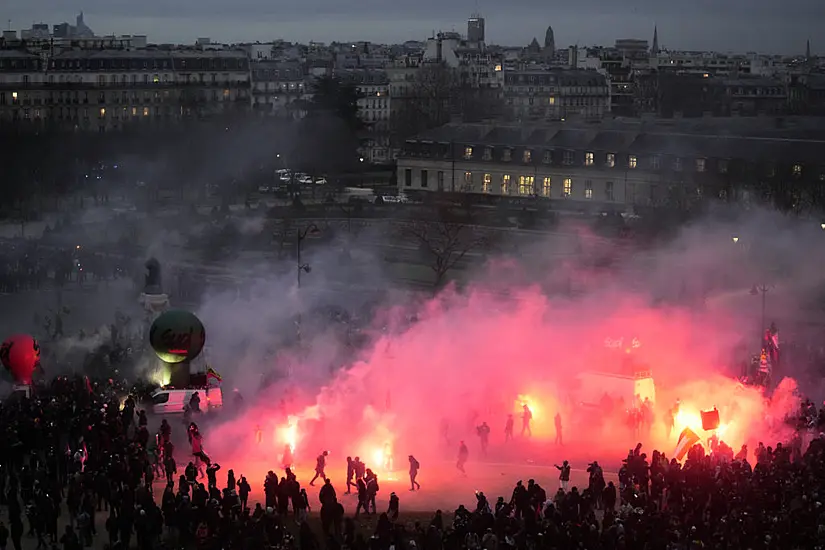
left=296, top=223, right=320, bottom=288
left=294, top=223, right=320, bottom=347
left=750, top=284, right=771, bottom=337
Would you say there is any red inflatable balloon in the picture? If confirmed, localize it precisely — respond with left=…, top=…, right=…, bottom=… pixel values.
left=0, top=334, right=41, bottom=384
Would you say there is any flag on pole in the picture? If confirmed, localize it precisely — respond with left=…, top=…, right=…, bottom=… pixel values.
left=206, top=367, right=222, bottom=383
left=674, top=427, right=701, bottom=461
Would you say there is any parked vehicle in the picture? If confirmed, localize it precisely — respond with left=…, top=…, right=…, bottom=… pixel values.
left=151, top=387, right=223, bottom=415
left=341, top=187, right=375, bottom=204
left=378, top=194, right=410, bottom=204
left=276, top=169, right=292, bottom=182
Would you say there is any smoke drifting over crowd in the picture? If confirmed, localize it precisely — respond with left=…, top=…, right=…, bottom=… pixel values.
left=192, top=206, right=825, bottom=487
left=8, top=145, right=825, bottom=498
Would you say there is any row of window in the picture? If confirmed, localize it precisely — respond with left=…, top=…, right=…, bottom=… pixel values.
left=2, top=73, right=244, bottom=88
left=251, top=70, right=303, bottom=80
left=504, top=74, right=605, bottom=88
left=49, top=58, right=246, bottom=71
left=402, top=169, right=615, bottom=200
left=0, top=57, right=248, bottom=72
left=0, top=89, right=234, bottom=105
left=5, top=105, right=175, bottom=120
left=459, top=146, right=810, bottom=176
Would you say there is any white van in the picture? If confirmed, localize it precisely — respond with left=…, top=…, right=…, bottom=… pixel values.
left=151, top=387, right=223, bottom=415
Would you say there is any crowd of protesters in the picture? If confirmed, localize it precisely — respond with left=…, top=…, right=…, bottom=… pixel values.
left=2, top=377, right=825, bottom=550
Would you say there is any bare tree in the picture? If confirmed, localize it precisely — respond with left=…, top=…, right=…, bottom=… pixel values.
left=399, top=218, right=487, bottom=290
left=390, top=64, right=505, bottom=147
left=390, top=63, right=456, bottom=146
left=454, top=84, right=505, bottom=123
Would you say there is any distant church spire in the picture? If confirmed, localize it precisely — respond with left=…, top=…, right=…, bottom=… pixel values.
left=651, top=25, right=659, bottom=54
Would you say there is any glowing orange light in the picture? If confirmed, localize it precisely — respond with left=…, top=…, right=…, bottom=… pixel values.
left=515, top=394, right=540, bottom=420
left=275, top=415, right=298, bottom=452
left=673, top=405, right=732, bottom=446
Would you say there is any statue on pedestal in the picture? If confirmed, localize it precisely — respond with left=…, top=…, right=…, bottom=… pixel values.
left=144, top=258, right=163, bottom=295
left=140, top=257, right=170, bottom=314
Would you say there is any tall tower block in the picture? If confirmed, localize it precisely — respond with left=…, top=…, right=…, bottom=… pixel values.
left=468, top=13, right=485, bottom=43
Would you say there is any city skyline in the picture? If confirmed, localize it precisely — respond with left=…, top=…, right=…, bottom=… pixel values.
left=3, top=1, right=820, bottom=55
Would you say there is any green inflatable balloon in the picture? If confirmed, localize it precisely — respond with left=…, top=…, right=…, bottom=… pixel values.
left=149, top=309, right=206, bottom=364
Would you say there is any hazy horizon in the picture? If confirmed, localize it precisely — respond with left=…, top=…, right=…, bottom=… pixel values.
left=4, top=1, right=820, bottom=55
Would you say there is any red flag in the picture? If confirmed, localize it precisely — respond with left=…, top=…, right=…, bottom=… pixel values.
left=84, top=376, right=93, bottom=394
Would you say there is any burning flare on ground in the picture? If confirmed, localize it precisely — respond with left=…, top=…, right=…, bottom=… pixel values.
left=276, top=415, right=299, bottom=452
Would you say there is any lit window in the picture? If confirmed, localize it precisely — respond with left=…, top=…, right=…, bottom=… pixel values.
left=549, top=97, right=556, bottom=105
left=131, top=107, right=137, bottom=116
left=153, top=75, right=160, bottom=83
left=542, top=177, right=552, bottom=197
left=12, top=92, right=18, bottom=101
left=584, top=180, right=593, bottom=199
left=502, top=149, right=512, bottom=161
left=483, top=147, right=492, bottom=161
left=143, top=107, right=149, bottom=116
left=223, top=89, right=230, bottom=98
left=483, top=173, right=492, bottom=193
left=501, top=174, right=511, bottom=195
left=673, top=157, right=682, bottom=171
left=606, top=153, right=615, bottom=168
left=793, top=164, right=802, bottom=176
left=563, top=178, right=572, bottom=197
left=696, top=158, right=706, bottom=172
left=99, top=108, right=106, bottom=117
left=523, top=150, right=532, bottom=163
left=519, top=175, right=534, bottom=195
left=585, top=152, right=594, bottom=166
left=605, top=181, right=614, bottom=201
left=464, top=146, right=473, bottom=159
left=494, top=64, right=502, bottom=72
left=464, top=171, right=473, bottom=188
left=629, top=155, right=637, bottom=169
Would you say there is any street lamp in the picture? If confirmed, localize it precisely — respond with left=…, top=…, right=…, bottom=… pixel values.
left=750, top=284, right=771, bottom=337
left=732, top=236, right=739, bottom=243
left=820, top=223, right=825, bottom=230
left=297, top=263, right=311, bottom=288
left=294, top=223, right=320, bottom=348
left=296, top=223, right=320, bottom=288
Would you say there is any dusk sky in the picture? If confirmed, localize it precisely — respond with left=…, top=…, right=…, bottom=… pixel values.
left=4, top=1, right=820, bottom=54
